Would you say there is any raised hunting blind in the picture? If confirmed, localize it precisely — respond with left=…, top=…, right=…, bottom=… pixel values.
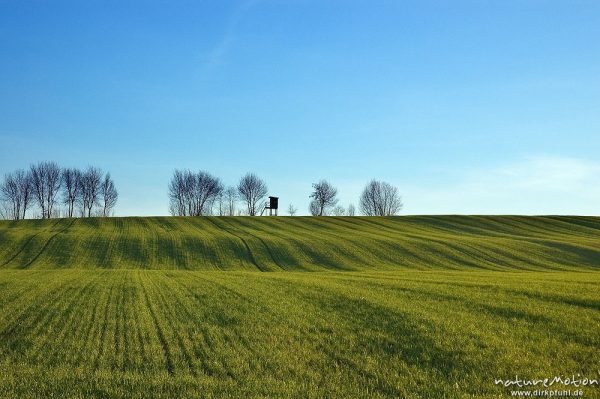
left=261, top=196, right=279, bottom=216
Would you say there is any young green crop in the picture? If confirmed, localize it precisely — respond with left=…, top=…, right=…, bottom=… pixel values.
left=0, top=216, right=599, bottom=397
left=0, top=215, right=599, bottom=270
left=0, top=270, right=599, bottom=398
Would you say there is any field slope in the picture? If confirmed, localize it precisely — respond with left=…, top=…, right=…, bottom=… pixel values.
left=1, top=215, right=599, bottom=270
left=0, top=216, right=599, bottom=398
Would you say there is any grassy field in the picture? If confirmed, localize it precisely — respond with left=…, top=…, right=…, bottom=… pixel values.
left=0, top=270, right=599, bottom=398
left=1, top=216, right=599, bottom=270
left=0, top=216, right=599, bottom=398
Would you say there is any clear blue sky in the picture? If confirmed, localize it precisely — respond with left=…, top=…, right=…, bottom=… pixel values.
left=1, top=0, right=599, bottom=216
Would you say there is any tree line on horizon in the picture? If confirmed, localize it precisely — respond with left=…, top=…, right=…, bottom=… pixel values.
left=0, top=161, right=118, bottom=220
left=168, top=170, right=403, bottom=217
left=1, top=165, right=402, bottom=220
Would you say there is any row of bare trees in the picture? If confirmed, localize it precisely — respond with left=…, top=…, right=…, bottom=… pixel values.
left=168, top=170, right=224, bottom=216
left=167, top=170, right=403, bottom=217
left=169, top=171, right=269, bottom=217
left=0, top=162, right=118, bottom=220
left=306, top=179, right=402, bottom=216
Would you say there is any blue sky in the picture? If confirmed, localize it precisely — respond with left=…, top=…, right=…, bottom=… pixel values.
left=1, top=0, right=599, bottom=215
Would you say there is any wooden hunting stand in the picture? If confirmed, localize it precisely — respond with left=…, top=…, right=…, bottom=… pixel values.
left=261, top=196, right=279, bottom=216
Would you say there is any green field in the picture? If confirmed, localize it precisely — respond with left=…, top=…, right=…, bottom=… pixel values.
left=1, top=216, right=600, bottom=270
left=0, top=216, right=599, bottom=398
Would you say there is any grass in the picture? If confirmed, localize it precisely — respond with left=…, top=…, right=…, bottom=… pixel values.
left=0, top=216, right=599, bottom=398
left=0, top=270, right=599, bottom=398
left=1, top=216, right=600, bottom=270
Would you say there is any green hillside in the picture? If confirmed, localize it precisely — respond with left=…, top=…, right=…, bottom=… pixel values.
left=1, top=216, right=599, bottom=397
left=1, top=215, right=599, bottom=270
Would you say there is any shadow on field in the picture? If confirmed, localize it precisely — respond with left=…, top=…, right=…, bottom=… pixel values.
left=1, top=219, right=64, bottom=268
left=205, top=218, right=266, bottom=271
left=502, top=289, right=600, bottom=312
left=298, top=289, right=484, bottom=397
left=386, top=285, right=553, bottom=325
left=540, top=242, right=600, bottom=269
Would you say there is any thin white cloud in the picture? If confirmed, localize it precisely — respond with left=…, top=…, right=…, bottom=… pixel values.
left=200, top=0, right=262, bottom=72
left=204, top=35, right=234, bottom=69
left=404, top=156, right=600, bottom=215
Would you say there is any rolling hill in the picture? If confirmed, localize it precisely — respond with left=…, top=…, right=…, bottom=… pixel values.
left=1, top=215, right=599, bottom=270
left=1, top=216, right=599, bottom=397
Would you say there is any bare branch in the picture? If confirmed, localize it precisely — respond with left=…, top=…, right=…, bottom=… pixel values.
left=359, top=180, right=403, bottom=216
left=309, top=199, right=320, bottom=216
left=224, top=186, right=237, bottom=216
left=237, top=173, right=267, bottom=216
left=168, top=170, right=222, bottom=216
left=30, top=161, right=62, bottom=219
left=332, top=205, right=346, bottom=216
left=101, top=173, right=118, bottom=217
left=62, top=168, right=82, bottom=218
left=347, top=204, right=356, bottom=216
left=80, top=167, right=102, bottom=218
left=309, top=180, right=338, bottom=216
left=287, top=204, right=297, bottom=216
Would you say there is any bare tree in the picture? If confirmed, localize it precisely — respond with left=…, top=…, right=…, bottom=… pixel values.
left=309, top=199, right=320, bottom=216
left=287, top=204, right=297, bottom=216
left=204, top=196, right=218, bottom=216
left=30, top=161, right=62, bottom=219
left=194, top=171, right=223, bottom=216
left=237, top=173, right=267, bottom=216
left=47, top=162, right=62, bottom=218
left=216, top=190, right=226, bottom=216
left=168, top=170, right=223, bottom=216
left=62, top=168, right=82, bottom=218
left=224, top=186, right=237, bottom=216
left=359, top=179, right=403, bottom=216
left=29, top=163, right=46, bottom=218
left=18, top=170, right=33, bottom=219
left=168, top=170, right=187, bottom=216
left=347, top=203, right=356, bottom=216
left=309, top=180, right=338, bottom=216
left=1, top=170, right=32, bottom=220
left=0, top=202, right=7, bottom=220
left=80, top=166, right=102, bottom=217
left=332, top=205, right=346, bottom=216
left=101, top=173, right=118, bottom=217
